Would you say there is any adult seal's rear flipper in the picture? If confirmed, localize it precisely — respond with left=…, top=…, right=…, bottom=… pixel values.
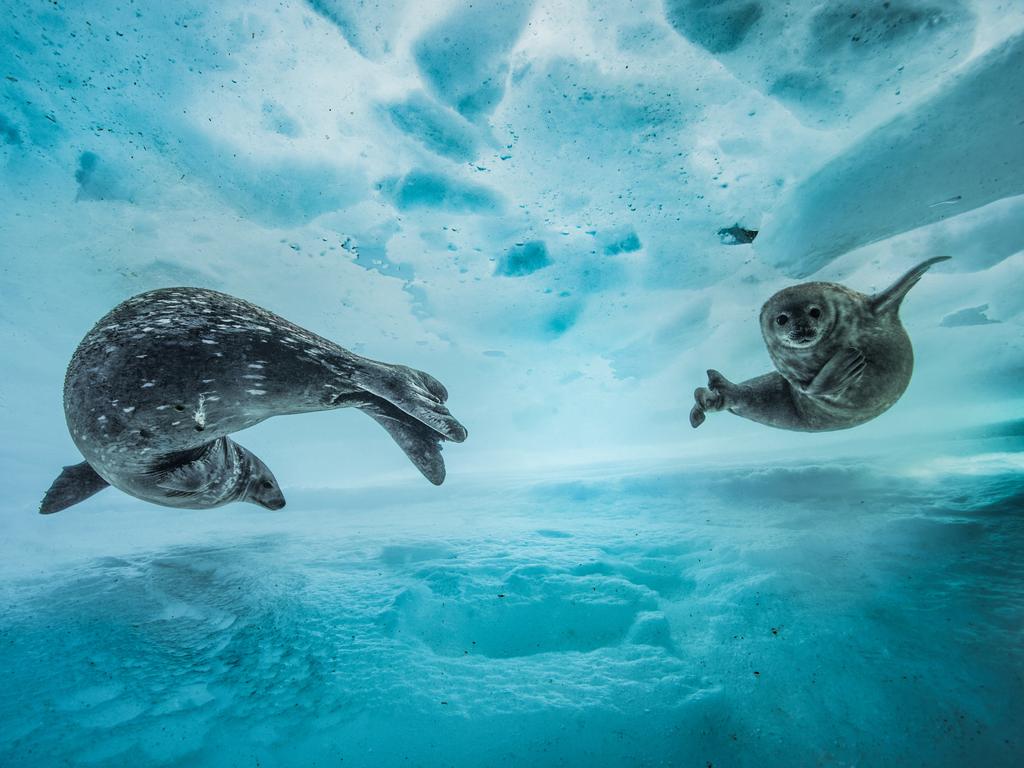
left=869, top=256, right=951, bottom=316
left=40, top=462, right=110, bottom=514
left=350, top=395, right=448, bottom=485
left=349, top=361, right=468, bottom=444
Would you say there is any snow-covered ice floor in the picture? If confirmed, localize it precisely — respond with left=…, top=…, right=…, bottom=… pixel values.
left=2, top=440, right=1022, bottom=767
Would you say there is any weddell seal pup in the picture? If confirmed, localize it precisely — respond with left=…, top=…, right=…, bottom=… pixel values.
left=689, top=256, right=950, bottom=432
left=40, top=288, right=468, bottom=514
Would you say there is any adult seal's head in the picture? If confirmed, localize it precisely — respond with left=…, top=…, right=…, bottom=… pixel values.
left=240, top=450, right=287, bottom=511
left=141, top=437, right=288, bottom=512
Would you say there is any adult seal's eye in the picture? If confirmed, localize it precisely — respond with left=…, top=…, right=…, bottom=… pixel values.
left=261, top=480, right=274, bottom=489
left=776, top=314, right=789, bottom=326
left=809, top=307, right=822, bottom=319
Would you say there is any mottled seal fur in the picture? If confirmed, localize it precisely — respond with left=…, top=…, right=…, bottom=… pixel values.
left=690, top=256, right=949, bottom=432
left=40, top=287, right=468, bottom=513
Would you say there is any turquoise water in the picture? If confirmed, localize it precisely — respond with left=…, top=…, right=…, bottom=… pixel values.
left=3, top=447, right=1023, bottom=766
left=2, top=1, right=1023, bottom=766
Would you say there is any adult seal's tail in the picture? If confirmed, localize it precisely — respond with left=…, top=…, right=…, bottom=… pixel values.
left=690, top=256, right=950, bottom=432
left=40, top=287, right=468, bottom=514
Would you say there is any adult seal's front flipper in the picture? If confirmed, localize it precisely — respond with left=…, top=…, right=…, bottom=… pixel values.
left=40, top=462, right=110, bottom=514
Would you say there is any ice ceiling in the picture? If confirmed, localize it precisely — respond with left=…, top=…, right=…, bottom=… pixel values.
left=1, top=0, right=1023, bottom=496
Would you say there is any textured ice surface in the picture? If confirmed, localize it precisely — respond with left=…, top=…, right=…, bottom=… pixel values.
left=755, top=33, right=1024, bottom=276
left=663, top=0, right=978, bottom=126
left=2, top=0, right=1022, bottom=485
left=1, top=447, right=1022, bottom=767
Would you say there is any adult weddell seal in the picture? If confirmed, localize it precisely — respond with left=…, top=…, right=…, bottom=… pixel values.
left=40, top=288, right=468, bottom=514
left=690, top=256, right=949, bottom=432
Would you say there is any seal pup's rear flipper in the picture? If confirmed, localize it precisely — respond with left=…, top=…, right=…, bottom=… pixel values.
left=869, top=256, right=951, bottom=315
left=40, top=461, right=110, bottom=514
left=349, top=362, right=468, bottom=443
left=350, top=394, right=447, bottom=485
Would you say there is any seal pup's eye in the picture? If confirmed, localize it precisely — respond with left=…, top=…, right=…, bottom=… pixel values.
left=808, top=307, right=822, bottom=319
left=261, top=480, right=274, bottom=489
left=776, top=314, right=789, bottom=326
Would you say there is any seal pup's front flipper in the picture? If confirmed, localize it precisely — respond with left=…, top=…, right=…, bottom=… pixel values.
left=869, top=256, right=951, bottom=315
left=803, top=347, right=867, bottom=396
left=690, top=370, right=734, bottom=428
left=348, top=361, right=468, bottom=444
left=342, top=394, right=447, bottom=484
left=40, top=461, right=110, bottom=514
left=689, top=403, right=707, bottom=428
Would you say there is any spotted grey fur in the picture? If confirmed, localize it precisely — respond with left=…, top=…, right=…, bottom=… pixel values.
left=41, top=288, right=467, bottom=513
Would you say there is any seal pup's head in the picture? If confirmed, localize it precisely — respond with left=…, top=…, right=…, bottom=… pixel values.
left=235, top=445, right=286, bottom=510
left=760, top=283, right=844, bottom=351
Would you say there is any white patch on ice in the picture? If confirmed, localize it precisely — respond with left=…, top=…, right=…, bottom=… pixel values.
left=909, top=452, right=1024, bottom=478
